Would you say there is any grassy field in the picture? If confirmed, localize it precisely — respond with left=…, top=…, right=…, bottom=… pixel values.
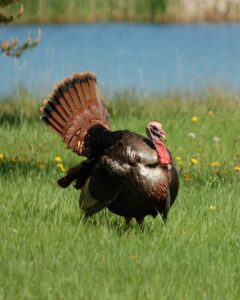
left=0, top=90, right=240, bottom=299
left=9, top=0, right=240, bottom=23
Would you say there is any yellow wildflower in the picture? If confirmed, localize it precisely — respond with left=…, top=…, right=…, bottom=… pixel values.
left=175, top=156, right=183, bottom=167
left=57, top=162, right=66, bottom=173
left=209, top=205, right=217, bottom=210
left=191, top=116, right=199, bottom=123
left=11, top=157, right=17, bottom=162
left=191, top=158, right=199, bottom=165
left=0, top=153, right=4, bottom=159
left=37, top=161, right=45, bottom=170
left=208, top=110, right=214, bottom=117
left=211, top=162, right=220, bottom=167
left=184, top=173, right=191, bottom=182
left=234, top=165, right=240, bottom=172
left=54, top=156, right=62, bottom=162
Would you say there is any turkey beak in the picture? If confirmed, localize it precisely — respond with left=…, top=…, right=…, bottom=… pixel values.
left=159, top=129, right=166, bottom=141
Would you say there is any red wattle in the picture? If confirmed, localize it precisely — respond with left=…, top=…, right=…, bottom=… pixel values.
left=152, top=137, right=171, bottom=165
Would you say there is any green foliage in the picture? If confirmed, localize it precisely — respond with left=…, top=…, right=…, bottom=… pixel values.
left=0, top=0, right=18, bottom=5
left=149, top=0, right=167, bottom=20
left=0, top=0, right=23, bottom=23
left=0, top=90, right=240, bottom=299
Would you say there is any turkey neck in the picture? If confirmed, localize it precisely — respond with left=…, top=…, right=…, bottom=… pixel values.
left=151, top=136, right=171, bottom=166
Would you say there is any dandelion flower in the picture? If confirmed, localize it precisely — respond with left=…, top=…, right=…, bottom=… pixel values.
left=54, top=156, right=62, bottom=162
left=10, top=157, right=17, bottom=162
left=209, top=205, right=217, bottom=210
left=191, top=158, right=199, bottom=165
left=37, top=161, right=45, bottom=170
left=0, top=153, right=4, bottom=159
left=175, top=156, right=181, bottom=161
left=234, top=165, right=240, bottom=172
left=57, top=162, right=66, bottom=173
left=188, top=132, right=196, bottom=139
left=211, top=162, right=220, bottom=167
left=191, top=116, right=199, bottom=123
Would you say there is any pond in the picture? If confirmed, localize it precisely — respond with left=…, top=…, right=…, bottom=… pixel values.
left=1, top=23, right=240, bottom=96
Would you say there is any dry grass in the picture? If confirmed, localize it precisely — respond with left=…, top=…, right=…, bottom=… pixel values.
left=13, top=0, right=240, bottom=23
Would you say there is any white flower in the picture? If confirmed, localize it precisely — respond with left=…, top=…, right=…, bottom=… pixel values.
left=188, top=132, right=196, bottom=139
left=213, top=136, right=221, bottom=143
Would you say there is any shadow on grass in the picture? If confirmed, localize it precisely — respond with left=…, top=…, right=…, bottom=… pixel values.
left=77, top=210, right=166, bottom=236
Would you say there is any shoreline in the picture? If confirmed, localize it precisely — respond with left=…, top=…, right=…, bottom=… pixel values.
left=14, top=17, right=240, bottom=25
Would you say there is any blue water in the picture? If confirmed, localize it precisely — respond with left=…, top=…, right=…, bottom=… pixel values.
left=1, top=23, right=240, bottom=96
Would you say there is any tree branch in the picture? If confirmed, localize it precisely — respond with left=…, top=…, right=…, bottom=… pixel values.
left=0, top=29, right=41, bottom=57
left=0, top=0, right=41, bottom=58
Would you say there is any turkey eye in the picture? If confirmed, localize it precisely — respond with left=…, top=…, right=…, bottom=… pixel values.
left=151, top=126, right=157, bottom=132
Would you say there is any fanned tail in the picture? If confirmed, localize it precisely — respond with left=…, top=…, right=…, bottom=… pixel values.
left=41, top=71, right=110, bottom=156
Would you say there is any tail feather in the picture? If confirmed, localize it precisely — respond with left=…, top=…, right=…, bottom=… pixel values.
left=42, top=116, right=62, bottom=136
left=44, top=101, right=66, bottom=127
left=41, top=71, right=110, bottom=156
left=73, top=72, right=98, bottom=104
left=53, top=91, right=72, bottom=118
left=73, top=78, right=85, bottom=107
left=80, top=77, right=92, bottom=102
left=49, top=95, right=69, bottom=121
left=57, top=81, right=76, bottom=113
left=66, top=81, right=80, bottom=109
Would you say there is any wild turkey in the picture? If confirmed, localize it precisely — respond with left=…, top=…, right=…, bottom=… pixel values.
left=41, top=71, right=179, bottom=226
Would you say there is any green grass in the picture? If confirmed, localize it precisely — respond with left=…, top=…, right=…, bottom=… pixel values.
left=10, top=0, right=240, bottom=23
left=0, top=90, right=240, bottom=299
